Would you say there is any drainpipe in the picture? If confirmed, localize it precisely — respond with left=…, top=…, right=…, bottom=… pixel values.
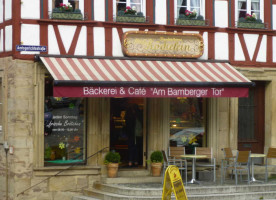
left=1, top=141, right=9, bottom=200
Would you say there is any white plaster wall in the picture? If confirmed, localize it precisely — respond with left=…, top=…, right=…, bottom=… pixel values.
left=0, top=0, right=3, bottom=23
left=48, top=25, right=60, bottom=54
left=94, top=27, right=105, bottom=56
left=21, top=24, right=40, bottom=54
left=256, top=35, right=266, bottom=62
left=48, top=0, right=52, bottom=14
left=112, top=28, right=123, bottom=57
left=5, top=25, right=12, bottom=51
left=58, top=25, right=77, bottom=53
left=75, top=26, right=87, bottom=56
left=0, top=29, right=3, bottom=52
left=123, top=28, right=139, bottom=33
left=273, top=5, right=276, bottom=30
left=215, top=1, right=228, bottom=28
left=79, top=0, right=84, bottom=14
left=215, top=33, right=228, bottom=60
left=273, top=37, right=276, bottom=63
left=21, top=0, right=40, bottom=19
left=5, top=0, right=11, bottom=20
left=155, top=0, right=166, bottom=25
left=199, top=32, right=208, bottom=60
left=244, top=34, right=258, bottom=61
left=234, top=33, right=245, bottom=61
left=94, top=0, right=105, bottom=22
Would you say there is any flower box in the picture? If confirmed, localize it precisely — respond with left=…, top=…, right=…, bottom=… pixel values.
left=237, top=21, right=265, bottom=29
left=52, top=11, right=83, bottom=20
left=176, top=18, right=206, bottom=26
left=116, top=15, right=146, bottom=23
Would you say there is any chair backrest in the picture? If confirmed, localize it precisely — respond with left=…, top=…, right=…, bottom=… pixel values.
left=223, top=148, right=234, bottom=159
left=162, top=150, right=168, bottom=163
left=267, top=147, right=276, bottom=158
left=236, top=151, right=251, bottom=163
left=169, top=146, right=185, bottom=159
left=195, top=147, right=212, bottom=159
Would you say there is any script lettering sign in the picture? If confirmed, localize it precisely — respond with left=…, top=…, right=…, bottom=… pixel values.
left=122, top=31, right=204, bottom=58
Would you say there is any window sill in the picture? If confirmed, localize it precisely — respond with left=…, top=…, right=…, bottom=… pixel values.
left=34, top=166, right=101, bottom=177
left=116, top=15, right=146, bottom=23
left=52, top=11, right=83, bottom=20
left=237, top=22, right=266, bottom=29
left=176, top=18, right=207, bottom=26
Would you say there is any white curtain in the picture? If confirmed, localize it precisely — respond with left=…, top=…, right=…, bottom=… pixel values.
left=190, top=0, right=200, bottom=15
left=130, top=0, right=142, bottom=12
left=251, top=0, right=260, bottom=18
left=238, top=0, right=246, bottom=18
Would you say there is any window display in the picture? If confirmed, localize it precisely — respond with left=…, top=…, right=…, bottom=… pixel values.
left=170, top=98, right=205, bottom=154
left=44, top=77, right=86, bottom=166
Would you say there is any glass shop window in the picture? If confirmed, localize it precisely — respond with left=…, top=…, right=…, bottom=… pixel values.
left=44, top=77, right=86, bottom=166
left=169, top=98, right=206, bottom=154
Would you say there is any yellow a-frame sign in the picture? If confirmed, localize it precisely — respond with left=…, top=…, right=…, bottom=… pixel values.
left=162, top=165, right=188, bottom=200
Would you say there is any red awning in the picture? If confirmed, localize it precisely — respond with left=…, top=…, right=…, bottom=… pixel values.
left=40, top=56, right=253, bottom=98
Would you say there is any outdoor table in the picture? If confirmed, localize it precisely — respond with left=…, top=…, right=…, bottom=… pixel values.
left=181, top=154, right=207, bottom=184
left=250, top=153, right=266, bottom=183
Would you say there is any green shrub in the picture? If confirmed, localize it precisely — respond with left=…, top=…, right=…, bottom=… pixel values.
left=150, top=150, right=163, bottom=163
left=104, top=151, right=121, bottom=164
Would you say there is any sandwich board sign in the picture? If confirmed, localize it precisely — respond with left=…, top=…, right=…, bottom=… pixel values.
left=162, top=165, right=188, bottom=200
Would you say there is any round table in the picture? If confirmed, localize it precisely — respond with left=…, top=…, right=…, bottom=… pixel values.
left=250, top=153, right=266, bottom=183
left=181, top=155, right=207, bottom=184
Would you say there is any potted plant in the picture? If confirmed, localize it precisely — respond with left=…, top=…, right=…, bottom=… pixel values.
left=116, top=6, right=146, bottom=23
left=104, top=151, right=121, bottom=178
left=150, top=150, right=163, bottom=177
left=176, top=9, right=206, bottom=26
left=237, top=13, right=265, bottom=29
left=52, top=3, right=83, bottom=20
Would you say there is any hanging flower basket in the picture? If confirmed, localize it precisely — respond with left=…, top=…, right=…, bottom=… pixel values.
left=237, top=22, right=265, bottom=29
left=176, top=19, right=206, bottom=26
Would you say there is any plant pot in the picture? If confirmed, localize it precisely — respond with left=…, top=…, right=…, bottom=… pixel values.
left=237, top=22, right=265, bottom=29
left=52, top=12, right=83, bottom=20
left=151, top=162, right=162, bottom=177
left=107, top=163, right=119, bottom=178
left=116, top=15, right=146, bottom=23
left=176, top=19, right=205, bottom=26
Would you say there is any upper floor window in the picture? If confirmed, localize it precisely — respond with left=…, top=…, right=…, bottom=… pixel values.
left=236, top=0, right=263, bottom=20
left=53, top=0, right=79, bottom=11
left=114, top=0, right=146, bottom=16
left=175, top=0, right=202, bottom=18
left=51, top=0, right=83, bottom=20
left=114, top=0, right=146, bottom=23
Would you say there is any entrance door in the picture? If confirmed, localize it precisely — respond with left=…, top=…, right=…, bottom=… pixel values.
left=238, top=81, right=265, bottom=154
left=110, top=98, right=145, bottom=168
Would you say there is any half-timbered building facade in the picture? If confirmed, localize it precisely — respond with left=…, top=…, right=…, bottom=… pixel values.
left=0, top=0, right=276, bottom=199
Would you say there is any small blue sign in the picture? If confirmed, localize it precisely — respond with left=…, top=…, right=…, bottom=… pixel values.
left=16, top=45, right=47, bottom=52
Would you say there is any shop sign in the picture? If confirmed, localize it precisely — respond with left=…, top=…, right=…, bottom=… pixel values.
left=53, top=86, right=249, bottom=98
left=122, top=31, right=204, bottom=58
left=162, top=165, right=188, bottom=200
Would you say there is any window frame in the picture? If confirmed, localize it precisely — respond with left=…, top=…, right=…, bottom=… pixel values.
left=174, top=0, right=205, bottom=20
left=113, top=0, right=146, bottom=17
left=235, top=0, right=264, bottom=22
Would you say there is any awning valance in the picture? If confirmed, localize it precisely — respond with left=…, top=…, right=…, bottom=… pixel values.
left=39, top=56, right=253, bottom=98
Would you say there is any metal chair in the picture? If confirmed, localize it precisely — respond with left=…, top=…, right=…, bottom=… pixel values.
left=162, top=149, right=187, bottom=185
left=231, top=151, right=251, bottom=185
left=265, top=147, right=276, bottom=182
left=221, top=147, right=236, bottom=184
left=195, top=147, right=216, bottom=182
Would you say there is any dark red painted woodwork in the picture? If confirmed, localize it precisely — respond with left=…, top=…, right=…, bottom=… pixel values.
left=267, top=36, right=273, bottom=63
left=87, top=27, right=94, bottom=56
left=229, top=33, right=235, bottom=62
left=68, top=26, right=82, bottom=55
left=252, top=35, right=263, bottom=62
left=12, top=0, right=21, bottom=56
left=167, top=0, right=174, bottom=25
left=85, top=0, right=92, bottom=20
left=107, top=0, right=113, bottom=22
left=208, top=32, right=214, bottom=59
left=53, top=25, right=66, bottom=54
left=105, top=27, right=113, bottom=56
left=238, top=34, right=250, bottom=61
left=264, top=0, right=272, bottom=29
left=40, top=24, right=48, bottom=55
left=146, top=0, right=154, bottom=24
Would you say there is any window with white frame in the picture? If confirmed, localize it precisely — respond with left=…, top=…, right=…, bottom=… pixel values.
left=236, top=0, right=263, bottom=20
left=175, top=0, right=204, bottom=19
left=114, top=0, right=146, bottom=16
left=52, top=0, right=79, bottom=11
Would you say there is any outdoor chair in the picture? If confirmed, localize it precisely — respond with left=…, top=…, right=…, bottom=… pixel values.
left=228, top=151, right=251, bottom=185
left=221, top=147, right=236, bottom=184
left=265, top=147, right=276, bottom=182
left=162, top=149, right=187, bottom=185
left=195, top=147, right=216, bottom=182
